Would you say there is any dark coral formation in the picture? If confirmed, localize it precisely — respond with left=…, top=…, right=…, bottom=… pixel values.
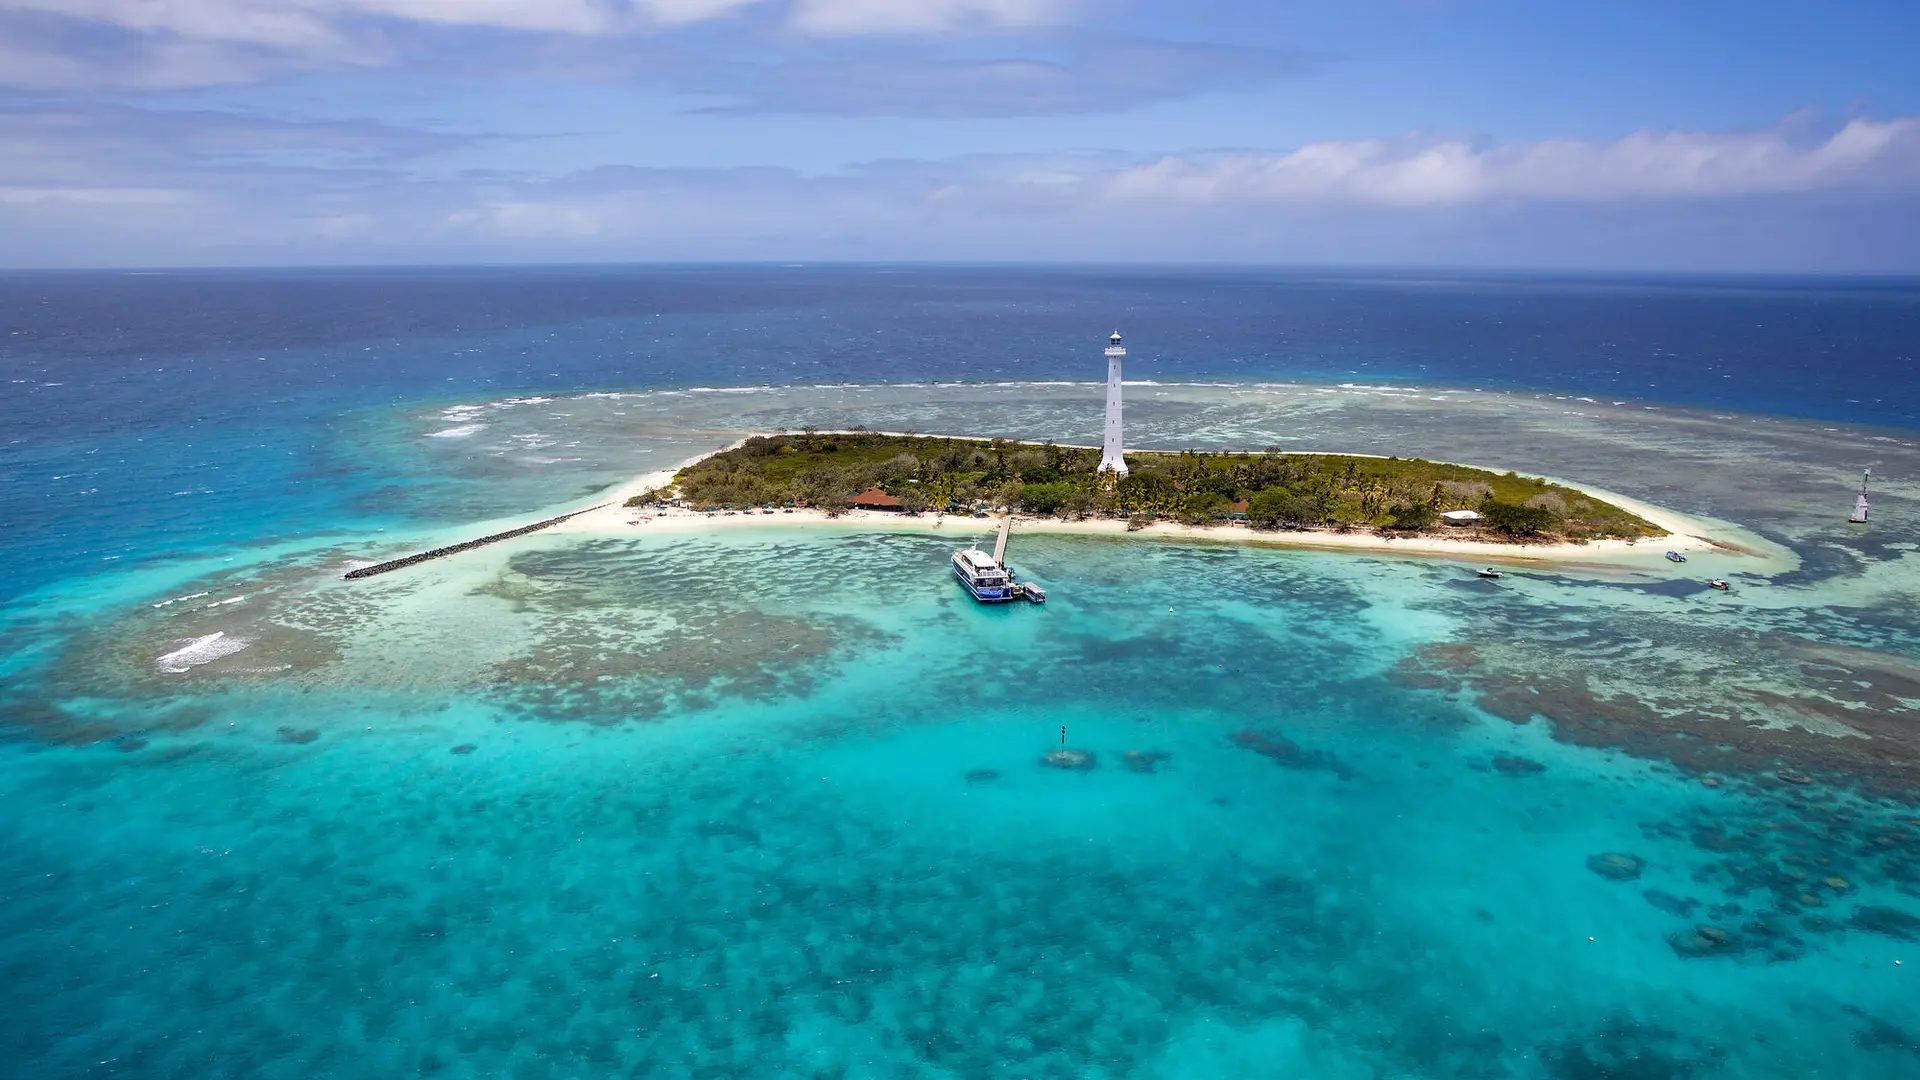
left=1039, top=749, right=1095, bottom=771
left=276, top=727, right=320, bottom=744
left=1540, top=1017, right=1724, bottom=1080
left=1586, top=853, right=1645, bottom=881
left=1641, top=889, right=1697, bottom=917
left=1229, top=730, right=1356, bottom=780
left=1667, top=924, right=1741, bottom=959
left=1122, top=750, right=1171, bottom=774
left=1849, top=905, right=1920, bottom=941
left=1609, top=775, right=1920, bottom=967
left=478, top=542, right=894, bottom=725
left=1391, top=634, right=1920, bottom=797
left=1847, top=1007, right=1920, bottom=1061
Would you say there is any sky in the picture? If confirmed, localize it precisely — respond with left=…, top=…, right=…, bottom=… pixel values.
left=2, top=0, right=1919, bottom=271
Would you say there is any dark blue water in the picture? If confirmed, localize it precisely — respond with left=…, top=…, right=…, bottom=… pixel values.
left=4, top=265, right=1918, bottom=601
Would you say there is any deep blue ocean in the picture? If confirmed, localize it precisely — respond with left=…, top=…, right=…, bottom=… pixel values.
left=4, top=267, right=1920, bottom=1079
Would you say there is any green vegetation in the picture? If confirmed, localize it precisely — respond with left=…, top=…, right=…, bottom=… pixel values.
left=630, top=431, right=1664, bottom=542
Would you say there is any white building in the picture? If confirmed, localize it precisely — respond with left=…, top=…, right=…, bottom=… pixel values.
left=1099, top=331, right=1128, bottom=477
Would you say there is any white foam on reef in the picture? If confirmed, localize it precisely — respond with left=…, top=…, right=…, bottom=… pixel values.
left=1336, top=382, right=1427, bottom=393
left=156, top=632, right=250, bottom=673
left=151, top=591, right=210, bottom=609
left=427, top=424, right=486, bottom=439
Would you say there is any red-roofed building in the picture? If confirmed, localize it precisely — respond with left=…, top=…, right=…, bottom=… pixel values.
left=852, top=487, right=903, bottom=510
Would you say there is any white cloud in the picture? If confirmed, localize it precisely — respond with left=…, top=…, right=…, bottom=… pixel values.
left=789, top=0, right=1071, bottom=34
left=0, top=0, right=1075, bottom=88
left=1100, top=117, right=1920, bottom=206
left=1, top=0, right=341, bottom=49
left=0, top=0, right=1049, bottom=46
left=0, top=1, right=748, bottom=44
left=4, top=105, right=1919, bottom=271
left=0, top=185, right=189, bottom=204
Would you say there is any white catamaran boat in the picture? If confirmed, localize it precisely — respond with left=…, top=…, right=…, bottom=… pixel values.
left=952, top=547, right=1019, bottom=602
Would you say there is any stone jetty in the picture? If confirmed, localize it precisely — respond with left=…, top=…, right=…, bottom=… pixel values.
left=343, top=504, right=608, bottom=580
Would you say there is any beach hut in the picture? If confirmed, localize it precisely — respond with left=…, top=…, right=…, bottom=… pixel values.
left=851, top=487, right=903, bottom=511
left=1441, top=510, right=1482, bottom=526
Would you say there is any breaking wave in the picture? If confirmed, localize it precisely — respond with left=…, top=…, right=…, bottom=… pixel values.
left=155, top=632, right=251, bottom=674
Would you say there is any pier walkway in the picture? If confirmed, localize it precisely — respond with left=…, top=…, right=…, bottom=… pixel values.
left=343, top=504, right=609, bottom=580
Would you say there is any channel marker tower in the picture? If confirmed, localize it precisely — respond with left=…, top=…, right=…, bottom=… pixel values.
left=1099, top=331, right=1128, bottom=477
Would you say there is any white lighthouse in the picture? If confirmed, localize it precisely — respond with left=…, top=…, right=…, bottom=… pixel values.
left=1099, top=331, right=1128, bottom=477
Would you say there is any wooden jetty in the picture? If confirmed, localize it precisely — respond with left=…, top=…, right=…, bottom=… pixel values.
left=992, top=515, right=1046, bottom=603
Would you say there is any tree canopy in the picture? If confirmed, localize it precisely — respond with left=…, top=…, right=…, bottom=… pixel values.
left=632, top=432, right=1662, bottom=542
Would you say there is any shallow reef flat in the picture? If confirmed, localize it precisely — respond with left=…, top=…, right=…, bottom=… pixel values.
left=4, top=382, right=1920, bottom=1079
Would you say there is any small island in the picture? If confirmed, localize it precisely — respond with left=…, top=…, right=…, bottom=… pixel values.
left=627, top=431, right=1665, bottom=544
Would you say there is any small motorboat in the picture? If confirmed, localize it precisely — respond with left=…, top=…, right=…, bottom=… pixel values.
left=1708, top=579, right=1730, bottom=591
left=1021, top=582, right=1047, bottom=603
left=1665, top=551, right=1687, bottom=563
left=1476, top=568, right=1504, bottom=579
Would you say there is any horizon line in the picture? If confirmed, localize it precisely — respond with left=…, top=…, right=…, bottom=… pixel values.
left=3, top=260, right=1919, bottom=285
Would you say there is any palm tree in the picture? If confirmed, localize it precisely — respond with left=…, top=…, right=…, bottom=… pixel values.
left=926, top=472, right=962, bottom=512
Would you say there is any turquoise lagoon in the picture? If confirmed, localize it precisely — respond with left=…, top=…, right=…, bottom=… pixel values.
left=4, top=383, right=1920, bottom=1079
